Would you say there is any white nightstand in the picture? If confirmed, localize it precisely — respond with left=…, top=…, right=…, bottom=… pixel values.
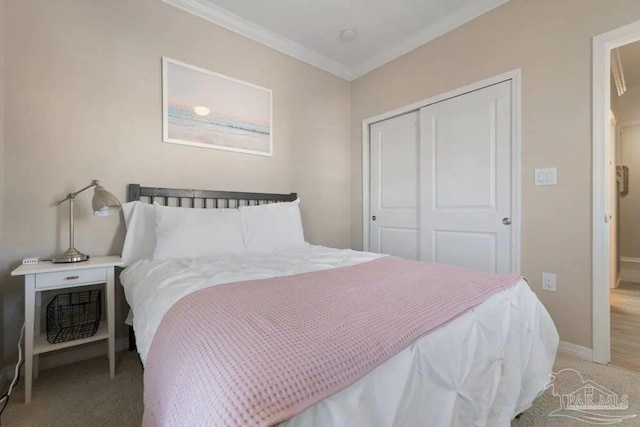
left=11, top=256, right=123, bottom=403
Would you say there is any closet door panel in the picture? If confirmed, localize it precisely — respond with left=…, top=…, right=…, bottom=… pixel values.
left=419, top=81, right=513, bottom=273
left=369, top=111, right=420, bottom=260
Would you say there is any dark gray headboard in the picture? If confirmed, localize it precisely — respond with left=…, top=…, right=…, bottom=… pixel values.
left=127, top=184, right=297, bottom=208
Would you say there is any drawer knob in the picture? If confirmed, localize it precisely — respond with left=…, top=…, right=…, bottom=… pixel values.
left=64, top=275, right=80, bottom=280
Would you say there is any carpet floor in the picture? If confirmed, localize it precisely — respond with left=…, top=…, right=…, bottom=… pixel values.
left=2, top=351, right=640, bottom=426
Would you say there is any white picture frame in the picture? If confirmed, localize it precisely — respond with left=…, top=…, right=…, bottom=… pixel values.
left=162, top=57, right=273, bottom=156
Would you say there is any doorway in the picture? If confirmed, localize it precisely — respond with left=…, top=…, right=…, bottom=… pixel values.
left=362, top=71, right=522, bottom=274
left=593, top=20, right=640, bottom=365
left=609, top=46, right=640, bottom=369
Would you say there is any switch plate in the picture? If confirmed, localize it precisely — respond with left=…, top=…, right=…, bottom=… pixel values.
left=535, top=168, right=557, bottom=186
left=542, top=273, right=557, bottom=292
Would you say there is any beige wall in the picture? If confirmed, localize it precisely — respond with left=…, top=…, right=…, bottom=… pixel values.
left=619, top=125, right=640, bottom=259
left=615, top=84, right=640, bottom=259
left=615, top=85, right=640, bottom=124
left=1, top=0, right=351, bottom=362
left=351, top=0, right=640, bottom=348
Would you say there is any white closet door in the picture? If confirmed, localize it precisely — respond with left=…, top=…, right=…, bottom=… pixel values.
left=369, top=111, right=420, bottom=260
left=419, top=81, right=513, bottom=273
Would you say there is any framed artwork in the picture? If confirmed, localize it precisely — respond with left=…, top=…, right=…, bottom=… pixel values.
left=162, top=57, right=273, bottom=156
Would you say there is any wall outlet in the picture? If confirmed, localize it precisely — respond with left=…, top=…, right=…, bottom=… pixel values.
left=542, top=273, right=557, bottom=291
left=22, top=257, right=38, bottom=265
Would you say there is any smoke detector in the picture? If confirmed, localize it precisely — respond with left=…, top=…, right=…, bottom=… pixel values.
left=340, top=29, right=357, bottom=42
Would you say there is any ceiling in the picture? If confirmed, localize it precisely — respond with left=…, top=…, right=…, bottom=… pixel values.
left=164, top=0, right=510, bottom=80
left=619, top=42, right=640, bottom=90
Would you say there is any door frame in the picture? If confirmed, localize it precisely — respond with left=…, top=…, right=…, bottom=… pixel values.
left=361, top=69, right=522, bottom=274
left=593, top=20, right=640, bottom=365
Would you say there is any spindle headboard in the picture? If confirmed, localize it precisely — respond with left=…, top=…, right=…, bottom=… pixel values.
left=127, top=184, right=297, bottom=208
left=125, top=183, right=297, bottom=352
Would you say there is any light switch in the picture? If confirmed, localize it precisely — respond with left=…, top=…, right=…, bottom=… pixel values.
left=535, top=168, right=557, bottom=186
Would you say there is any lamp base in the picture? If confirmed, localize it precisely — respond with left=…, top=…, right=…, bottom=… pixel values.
left=52, top=248, right=90, bottom=263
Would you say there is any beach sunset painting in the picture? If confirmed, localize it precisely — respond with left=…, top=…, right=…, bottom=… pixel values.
left=162, top=58, right=272, bottom=156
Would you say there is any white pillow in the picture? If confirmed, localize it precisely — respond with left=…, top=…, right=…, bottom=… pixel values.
left=121, top=201, right=156, bottom=266
left=239, top=199, right=306, bottom=253
left=153, top=204, right=246, bottom=261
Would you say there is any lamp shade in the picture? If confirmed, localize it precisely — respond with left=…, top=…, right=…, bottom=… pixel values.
left=92, top=185, right=121, bottom=217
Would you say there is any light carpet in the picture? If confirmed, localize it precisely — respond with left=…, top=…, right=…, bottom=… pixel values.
left=2, top=352, right=640, bottom=426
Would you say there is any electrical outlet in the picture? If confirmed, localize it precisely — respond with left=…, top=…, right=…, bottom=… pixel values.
left=542, top=273, right=557, bottom=292
left=22, top=257, right=38, bottom=265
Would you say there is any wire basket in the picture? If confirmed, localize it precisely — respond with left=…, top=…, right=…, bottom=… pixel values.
left=46, top=290, right=102, bottom=344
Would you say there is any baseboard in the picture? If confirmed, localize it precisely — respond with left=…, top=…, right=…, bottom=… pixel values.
left=619, top=257, right=640, bottom=283
left=1, top=337, right=130, bottom=382
left=558, top=341, right=593, bottom=361
left=619, top=268, right=640, bottom=283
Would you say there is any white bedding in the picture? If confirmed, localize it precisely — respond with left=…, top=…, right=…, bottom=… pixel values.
left=120, top=245, right=558, bottom=426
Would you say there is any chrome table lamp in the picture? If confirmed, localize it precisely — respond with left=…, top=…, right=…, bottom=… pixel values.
left=53, top=179, right=121, bottom=263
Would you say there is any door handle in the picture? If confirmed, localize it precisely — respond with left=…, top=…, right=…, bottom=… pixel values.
left=372, top=216, right=377, bottom=221
left=502, top=217, right=512, bottom=225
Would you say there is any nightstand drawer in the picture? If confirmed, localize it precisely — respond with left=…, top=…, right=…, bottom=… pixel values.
left=35, top=268, right=106, bottom=290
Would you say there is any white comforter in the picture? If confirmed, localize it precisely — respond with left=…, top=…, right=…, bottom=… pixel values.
left=120, top=245, right=558, bottom=426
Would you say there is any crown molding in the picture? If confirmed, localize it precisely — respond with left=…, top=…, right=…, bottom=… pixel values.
left=162, top=0, right=355, bottom=80
left=349, top=0, right=510, bottom=79
left=163, top=0, right=509, bottom=81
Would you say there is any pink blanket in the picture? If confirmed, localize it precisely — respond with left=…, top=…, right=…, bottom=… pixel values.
left=143, top=257, right=522, bottom=426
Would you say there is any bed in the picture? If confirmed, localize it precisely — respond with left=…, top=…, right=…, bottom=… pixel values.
left=120, top=184, right=559, bottom=427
